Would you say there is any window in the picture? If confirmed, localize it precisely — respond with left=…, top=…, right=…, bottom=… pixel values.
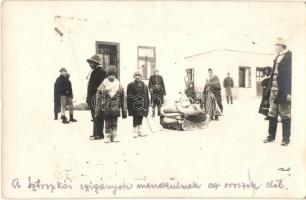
left=137, top=46, right=156, bottom=80
left=185, top=68, right=194, bottom=84
left=239, top=66, right=251, bottom=88
left=256, top=67, right=266, bottom=82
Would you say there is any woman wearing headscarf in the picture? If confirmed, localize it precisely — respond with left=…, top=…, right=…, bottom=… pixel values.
left=203, top=68, right=223, bottom=121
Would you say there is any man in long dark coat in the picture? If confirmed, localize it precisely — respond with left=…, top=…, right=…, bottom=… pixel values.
left=148, top=69, right=166, bottom=117
left=86, top=54, right=106, bottom=140
left=127, top=71, right=149, bottom=137
left=263, top=38, right=292, bottom=146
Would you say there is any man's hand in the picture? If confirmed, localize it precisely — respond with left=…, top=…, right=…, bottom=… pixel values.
left=287, top=94, right=291, bottom=102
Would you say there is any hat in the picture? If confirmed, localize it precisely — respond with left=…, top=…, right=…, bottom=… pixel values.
left=274, top=37, right=286, bottom=46
left=59, top=67, right=67, bottom=72
left=154, top=69, right=160, bottom=73
left=264, top=66, right=272, bottom=75
left=106, top=65, right=117, bottom=76
left=133, top=71, right=142, bottom=78
left=87, top=54, right=102, bottom=65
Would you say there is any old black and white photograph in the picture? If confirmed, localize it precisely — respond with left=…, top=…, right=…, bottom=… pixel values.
left=1, top=1, right=306, bottom=198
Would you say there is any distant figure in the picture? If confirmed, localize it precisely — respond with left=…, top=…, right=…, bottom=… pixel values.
left=54, top=70, right=62, bottom=120
left=262, top=37, right=292, bottom=146
left=127, top=71, right=150, bottom=137
left=148, top=69, right=166, bottom=117
left=185, top=81, right=196, bottom=103
left=54, top=68, right=77, bottom=124
left=203, top=68, right=223, bottom=121
left=95, top=66, right=127, bottom=143
left=86, top=54, right=106, bottom=140
left=258, top=66, right=272, bottom=118
left=64, top=73, right=77, bottom=122
left=223, top=73, right=234, bottom=104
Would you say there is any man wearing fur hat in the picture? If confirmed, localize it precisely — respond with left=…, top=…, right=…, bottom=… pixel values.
left=86, top=54, right=106, bottom=140
left=95, top=66, right=127, bottom=143
left=148, top=69, right=166, bottom=117
left=263, top=38, right=292, bottom=146
left=127, top=71, right=150, bottom=137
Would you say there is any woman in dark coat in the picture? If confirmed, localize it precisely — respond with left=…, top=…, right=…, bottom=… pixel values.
left=54, top=74, right=63, bottom=120
left=185, top=81, right=196, bottom=103
left=258, top=66, right=272, bottom=118
left=127, top=71, right=150, bottom=137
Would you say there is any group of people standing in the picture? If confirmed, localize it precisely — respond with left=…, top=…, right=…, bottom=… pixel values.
left=54, top=38, right=291, bottom=146
left=81, top=54, right=166, bottom=142
left=196, top=69, right=234, bottom=121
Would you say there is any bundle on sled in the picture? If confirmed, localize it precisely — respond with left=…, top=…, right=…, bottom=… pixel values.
left=160, top=93, right=207, bottom=131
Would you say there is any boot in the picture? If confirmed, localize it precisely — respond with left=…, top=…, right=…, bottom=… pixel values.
left=61, top=115, right=69, bottom=124
left=138, top=125, right=146, bottom=137
left=133, top=127, right=138, bottom=138
left=54, top=112, right=58, bottom=120
left=215, top=116, right=219, bottom=121
left=230, top=96, right=233, bottom=104
left=157, top=108, right=161, bottom=116
left=226, top=96, right=229, bottom=104
left=281, top=118, right=291, bottom=146
left=263, top=117, right=277, bottom=143
left=111, top=128, right=119, bottom=142
left=69, top=114, right=77, bottom=122
left=152, top=109, right=155, bottom=117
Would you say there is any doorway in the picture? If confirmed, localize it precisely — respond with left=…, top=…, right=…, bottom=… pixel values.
left=239, top=66, right=251, bottom=88
left=96, top=41, right=120, bottom=79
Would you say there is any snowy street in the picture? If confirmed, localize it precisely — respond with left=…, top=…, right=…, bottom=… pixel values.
left=5, top=98, right=305, bottom=198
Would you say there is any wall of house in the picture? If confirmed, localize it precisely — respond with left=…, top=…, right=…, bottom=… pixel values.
left=184, top=50, right=273, bottom=100
left=54, top=16, right=187, bottom=104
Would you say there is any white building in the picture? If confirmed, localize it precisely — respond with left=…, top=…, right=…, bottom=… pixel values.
left=184, top=49, right=274, bottom=100
left=54, top=15, right=186, bottom=103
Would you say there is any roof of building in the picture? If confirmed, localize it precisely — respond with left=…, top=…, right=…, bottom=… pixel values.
left=185, top=49, right=274, bottom=59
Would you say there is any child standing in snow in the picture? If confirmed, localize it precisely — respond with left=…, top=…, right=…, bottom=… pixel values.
left=95, top=66, right=127, bottom=142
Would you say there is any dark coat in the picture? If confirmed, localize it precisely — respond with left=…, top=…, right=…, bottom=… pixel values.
left=258, top=77, right=270, bottom=116
left=86, top=66, right=106, bottom=106
left=203, top=75, right=222, bottom=101
left=54, top=75, right=64, bottom=113
left=54, top=75, right=73, bottom=98
left=223, top=77, right=234, bottom=88
left=185, top=87, right=196, bottom=101
left=96, top=82, right=127, bottom=118
left=259, top=50, right=292, bottom=115
left=274, top=51, right=292, bottom=104
left=148, top=75, right=166, bottom=104
left=127, top=80, right=150, bottom=117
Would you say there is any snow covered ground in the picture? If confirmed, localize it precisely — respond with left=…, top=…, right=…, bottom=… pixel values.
left=3, top=98, right=306, bottom=198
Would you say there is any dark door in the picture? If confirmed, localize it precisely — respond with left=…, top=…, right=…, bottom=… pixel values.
left=239, top=68, right=246, bottom=87
left=96, top=41, right=120, bottom=79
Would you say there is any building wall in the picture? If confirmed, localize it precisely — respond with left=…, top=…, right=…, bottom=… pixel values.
left=184, top=50, right=274, bottom=99
left=54, top=16, right=187, bottom=104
